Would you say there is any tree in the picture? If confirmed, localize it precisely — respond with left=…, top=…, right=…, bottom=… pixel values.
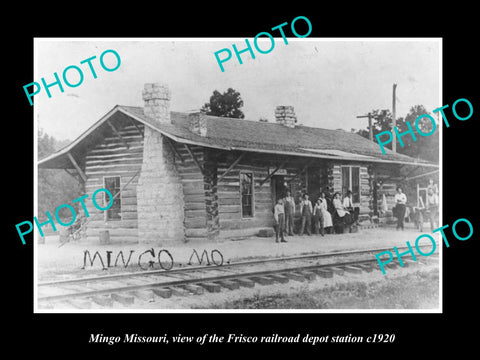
left=38, top=128, right=56, bottom=160
left=353, top=109, right=395, bottom=150
left=38, top=129, right=83, bottom=223
left=201, top=88, right=245, bottom=118
left=352, top=105, right=439, bottom=162
left=400, top=105, right=439, bottom=162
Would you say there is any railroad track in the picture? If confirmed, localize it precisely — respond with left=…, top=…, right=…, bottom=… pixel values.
left=37, top=246, right=439, bottom=309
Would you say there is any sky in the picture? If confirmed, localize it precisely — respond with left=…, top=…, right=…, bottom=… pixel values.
left=35, top=38, right=441, bottom=142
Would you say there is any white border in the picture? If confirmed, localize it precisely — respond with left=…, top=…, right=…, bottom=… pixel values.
left=34, top=37, right=443, bottom=314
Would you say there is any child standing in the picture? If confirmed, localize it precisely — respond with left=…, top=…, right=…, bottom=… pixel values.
left=274, top=198, right=287, bottom=243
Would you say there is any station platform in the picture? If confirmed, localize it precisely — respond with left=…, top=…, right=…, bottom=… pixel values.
left=37, top=224, right=440, bottom=281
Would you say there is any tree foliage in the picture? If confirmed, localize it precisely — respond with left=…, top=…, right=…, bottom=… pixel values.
left=38, top=129, right=83, bottom=222
left=38, top=128, right=56, bottom=159
left=353, top=105, right=439, bottom=163
left=201, top=88, right=245, bottom=118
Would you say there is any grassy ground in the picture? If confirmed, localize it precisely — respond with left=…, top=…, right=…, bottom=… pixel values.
left=206, top=268, right=439, bottom=309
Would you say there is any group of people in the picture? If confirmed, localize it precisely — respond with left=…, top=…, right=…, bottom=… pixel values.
left=273, top=190, right=358, bottom=243
left=272, top=179, right=439, bottom=242
left=392, top=179, right=439, bottom=231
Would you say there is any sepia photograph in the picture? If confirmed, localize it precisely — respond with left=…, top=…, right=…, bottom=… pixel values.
left=33, top=38, right=441, bottom=312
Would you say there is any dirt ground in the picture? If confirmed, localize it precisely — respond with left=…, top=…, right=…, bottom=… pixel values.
left=37, top=225, right=442, bottom=281
left=37, top=225, right=441, bottom=311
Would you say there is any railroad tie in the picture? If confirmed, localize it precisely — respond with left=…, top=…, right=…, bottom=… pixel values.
left=343, top=265, right=363, bottom=274
left=166, top=287, right=190, bottom=297
left=90, top=295, right=114, bottom=307
left=198, top=282, right=222, bottom=293
left=111, top=293, right=135, bottom=306
left=385, top=262, right=399, bottom=269
left=216, top=280, right=240, bottom=290
left=65, top=299, right=92, bottom=309
left=152, top=288, right=173, bottom=298
left=235, top=278, right=255, bottom=288
left=250, top=276, right=275, bottom=285
left=300, top=271, right=317, bottom=281
left=356, top=264, right=374, bottom=272
left=182, top=284, right=205, bottom=295
left=129, top=290, right=155, bottom=302
left=282, top=272, right=306, bottom=282
left=330, top=267, right=345, bottom=276
left=397, top=260, right=412, bottom=268
left=267, top=274, right=290, bottom=284
left=312, top=269, right=334, bottom=278
left=420, top=256, right=438, bottom=264
left=415, top=258, right=430, bottom=265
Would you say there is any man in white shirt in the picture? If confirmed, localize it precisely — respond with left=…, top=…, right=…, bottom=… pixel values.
left=394, top=186, right=407, bottom=230
left=343, top=190, right=359, bottom=224
left=343, top=191, right=354, bottom=209
left=284, top=191, right=296, bottom=236
left=273, top=198, right=287, bottom=243
left=427, top=178, right=439, bottom=195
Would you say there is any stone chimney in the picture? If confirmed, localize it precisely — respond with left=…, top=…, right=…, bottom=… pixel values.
left=142, top=83, right=171, bottom=124
left=189, top=112, right=208, bottom=137
left=275, top=106, right=297, bottom=128
left=137, top=83, right=185, bottom=242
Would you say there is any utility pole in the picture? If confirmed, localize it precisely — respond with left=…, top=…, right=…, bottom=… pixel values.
left=392, top=83, right=397, bottom=153
left=356, top=113, right=373, bottom=141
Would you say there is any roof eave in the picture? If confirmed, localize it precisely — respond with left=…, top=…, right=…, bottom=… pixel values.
left=38, top=106, right=438, bottom=170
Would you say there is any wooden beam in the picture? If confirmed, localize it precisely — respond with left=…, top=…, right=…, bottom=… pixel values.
left=404, top=169, right=439, bottom=181
left=287, top=159, right=315, bottom=184
left=217, top=152, right=245, bottom=182
left=184, top=144, right=204, bottom=175
left=107, top=120, right=130, bottom=149
left=66, top=152, right=87, bottom=183
left=166, top=138, right=184, bottom=164
left=129, top=118, right=144, bottom=138
left=63, top=168, right=83, bottom=184
left=260, top=161, right=287, bottom=186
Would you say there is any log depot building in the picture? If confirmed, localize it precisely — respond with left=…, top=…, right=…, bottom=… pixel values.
left=38, top=83, right=438, bottom=243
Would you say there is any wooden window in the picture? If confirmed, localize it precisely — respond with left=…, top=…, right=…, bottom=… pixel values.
left=341, top=166, right=360, bottom=203
left=240, top=172, right=254, bottom=218
left=352, top=167, right=360, bottom=203
left=104, top=176, right=121, bottom=221
left=342, top=167, right=349, bottom=197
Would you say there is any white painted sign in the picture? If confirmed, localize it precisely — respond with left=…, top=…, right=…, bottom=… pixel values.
left=269, top=168, right=287, bottom=175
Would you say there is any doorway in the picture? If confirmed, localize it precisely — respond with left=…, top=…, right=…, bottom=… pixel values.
left=271, top=175, right=288, bottom=203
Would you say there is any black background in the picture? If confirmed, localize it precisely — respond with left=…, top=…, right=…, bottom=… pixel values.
left=5, top=3, right=478, bottom=356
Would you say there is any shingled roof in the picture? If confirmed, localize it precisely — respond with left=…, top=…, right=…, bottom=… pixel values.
left=38, top=105, right=437, bottom=169
left=118, top=106, right=435, bottom=166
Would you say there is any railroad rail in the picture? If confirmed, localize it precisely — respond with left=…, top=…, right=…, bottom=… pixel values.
left=37, top=245, right=439, bottom=309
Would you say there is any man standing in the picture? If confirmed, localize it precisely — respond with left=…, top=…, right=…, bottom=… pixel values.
left=427, top=178, right=439, bottom=195
left=313, top=198, right=325, bottom=236
left=284, top=191, right=296, bottom=236
left=299, top=193, right=313, bottom=236
left=273, top=198, right=287, bottom=243
left=426, top=187, right=439, bottom=231
left=394, top=186, right=407, bottom=230
left=343, top=190, right=359, bottom=225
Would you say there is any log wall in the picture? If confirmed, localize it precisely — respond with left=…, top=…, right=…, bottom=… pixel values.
left=83, top=123, right=144, bottom=243
left=172, top=143, right=209, bottom=241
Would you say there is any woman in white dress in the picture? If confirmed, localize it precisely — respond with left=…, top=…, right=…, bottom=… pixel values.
left=319, top=192, right=333, bottom=232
